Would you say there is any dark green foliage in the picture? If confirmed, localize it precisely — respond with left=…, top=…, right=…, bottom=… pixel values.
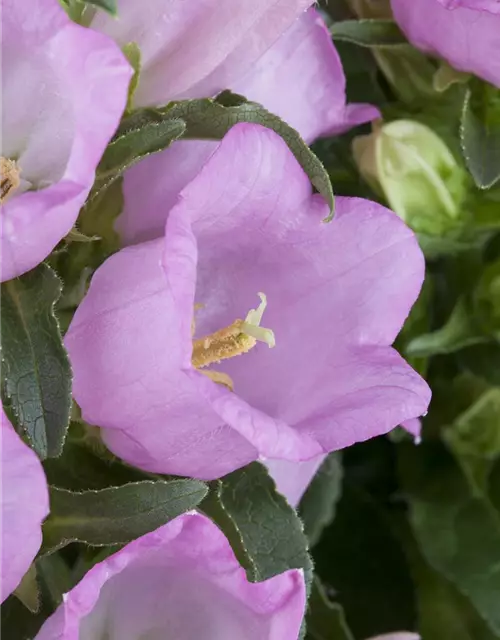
left=1, top=265, right=72, bottom=458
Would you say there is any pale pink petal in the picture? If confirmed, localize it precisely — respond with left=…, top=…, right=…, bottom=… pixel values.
left=91, top=0, right=312, bottom=107
left=1, top=0, right=131, bottom=281
left=1, top=408, right=49, bottom=602
left=289, top=346, right=429, bottom=452
left=331, top=103, right=382, bottom=136
left=402, top=418, right=422, bottom=439
left=391, top=0, right=500, bottom=88
left=116, top=140, right=217, bottom=245
left=35, top=513, right=306, bottom=640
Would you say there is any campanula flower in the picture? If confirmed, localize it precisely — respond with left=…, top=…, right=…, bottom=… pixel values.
left=66, top=124, right=430, bottom=480
left=0, top=0, right=131, bottom=281
left=35, top=512, right=306, bottom=640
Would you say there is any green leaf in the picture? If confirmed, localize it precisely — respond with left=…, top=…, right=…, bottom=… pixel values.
left=1, top=265, right=72, bottom=459
left=64, top=228, right=99, bottom=244
left=0, top=594, right=47, bottom=640
left=433, top=61, right=470, bottom=94
left=43, top=431, right=150, bottom=491
left=400, top=442, right=500, bottom=635
left=92, top=114, right=186, bottom=197
left=299, top=453, right=343, bottom=547
left=306, top=578, right=355, bottom=640
left=401, top=517, right=498, bottom=640
left=314, top=483, right=416, bottom=637
left=374, top=46, right=438, bottom=105
left=42, top=479, right=208, bottom=553
left=70, top=545, right=121, bottom=587
left=122, top=42, right=141, bottom=113
left=313, top=440, right=415, bottom=638
left=458, top=342, right=500, bottom=386
left=419, top=372, right=488, bottom=442
left=396, top=277, right=432, bottom=376
left=473, top=259, right=500, bottom=339
left=60, top=0, right=115, bottom=20
left=335, top=41, right=388, bottom=106
left=78, top=177, right=124, bottom=254
left=330, top=19, right=407, bottom=48
left=81, top=0, right=116, bottom=15
left=36, top=554, right=73, bottom=608
left=13, top=565, right=40, bottom=614
left=99, top=115, right=185, bottom=177
left=445, top=389, right=500, bottom=496
left=406, top=299, right=485, bottom=357
left=416, top=231, right=483, bottom=259
left=473, top=198, right=500, bottom=231
left=415, top=565, right=499, bottom=640
left=201, top=462, right=311, bottom=582
left=461, top=79, right=500, bottom=189
left=164, top=94, right=335, bottom=217
left=1, top=557, right=72, bottom=637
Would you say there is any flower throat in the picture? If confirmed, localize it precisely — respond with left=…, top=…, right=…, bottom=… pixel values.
left=192, top=293, right=275, bottom=390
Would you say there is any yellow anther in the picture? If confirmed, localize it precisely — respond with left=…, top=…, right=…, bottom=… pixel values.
left=192, top=293, right=275, bottom=370
left=199, top=369, right=234, bottom=391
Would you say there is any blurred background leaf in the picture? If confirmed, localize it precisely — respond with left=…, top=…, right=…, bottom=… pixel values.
left=312, top=439, right=416, bottom=639
left=400, top=442, right=500, bottom=636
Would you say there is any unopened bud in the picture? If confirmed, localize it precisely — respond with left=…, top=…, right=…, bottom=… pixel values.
left=353, top=120, right=468, bottom=235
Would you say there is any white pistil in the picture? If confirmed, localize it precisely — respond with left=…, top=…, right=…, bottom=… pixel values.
left=242, top=292, right=275, bottom=348
left=240, top=323, right=275, bottom=348
left=191, top=292, right=275, bottom=369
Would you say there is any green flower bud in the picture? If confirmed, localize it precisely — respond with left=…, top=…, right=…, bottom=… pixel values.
left=353, top=120, right=468, bottom=235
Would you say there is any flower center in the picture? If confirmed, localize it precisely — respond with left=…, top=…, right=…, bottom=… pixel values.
left=0, top=157, right=21, bottom=203
left=192, top=293, right=275, bottom=371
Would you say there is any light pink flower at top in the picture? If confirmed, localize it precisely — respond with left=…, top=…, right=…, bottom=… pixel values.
left=391, top=0, right=500, bottom=88
left=35, top=512, right=306, bottom=640
left=1, top=408, right=49, bottom=602
left=91, top=0, right=347, bottom=110
left=0, top=0, right=131, bottom=282
left=91, top=5, right=379, bottom=245
left=90, top=0, right=313, bottom=106
left=65, top=123, right=430, bottom=481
